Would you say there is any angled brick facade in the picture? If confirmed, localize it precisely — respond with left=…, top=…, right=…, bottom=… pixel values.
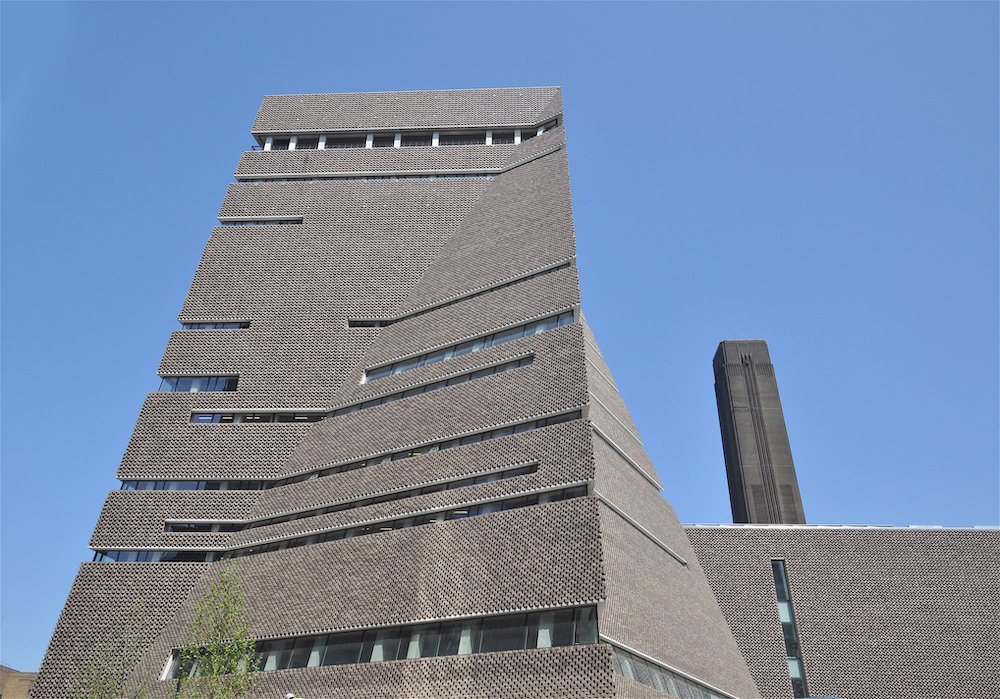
left=36, top=88, right=760, bottom=699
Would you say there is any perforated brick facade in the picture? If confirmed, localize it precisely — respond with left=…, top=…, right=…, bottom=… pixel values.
left=36, top=88, right=760, bottom=699
left=687, top=525, right=1000, bottom=699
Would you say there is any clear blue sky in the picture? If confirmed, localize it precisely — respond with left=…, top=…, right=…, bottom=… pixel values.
left=2, top=1, right=996, bottom=673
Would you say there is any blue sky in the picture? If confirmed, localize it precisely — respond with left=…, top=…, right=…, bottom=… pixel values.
left=2, top=1, right=996, bottom=673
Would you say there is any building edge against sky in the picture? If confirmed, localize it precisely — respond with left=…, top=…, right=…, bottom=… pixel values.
left=34, top=88, right=762, bottom=699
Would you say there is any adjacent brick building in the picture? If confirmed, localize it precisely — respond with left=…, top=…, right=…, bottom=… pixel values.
left=35, top=88, right=762, bottom=699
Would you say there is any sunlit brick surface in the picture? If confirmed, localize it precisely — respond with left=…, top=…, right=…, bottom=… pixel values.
left=37, top=88, right=761, bottom=699
left=687, top=526, right=1000, bottom=699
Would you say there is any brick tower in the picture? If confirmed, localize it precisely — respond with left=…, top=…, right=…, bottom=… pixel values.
left=36, top=89, right=761, bottom=699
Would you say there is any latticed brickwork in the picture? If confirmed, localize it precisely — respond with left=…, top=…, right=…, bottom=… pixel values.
left=251, top=87, right=561, bottom=133
left=38, top=88, right=762, bottom=699
left=687, top=526, right=1000, bottom=699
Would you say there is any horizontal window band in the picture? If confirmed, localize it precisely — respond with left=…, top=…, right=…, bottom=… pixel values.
left=165, top=604, right=595, bottom=681
left=237, top=142, right=564, bottom=182
left=158, top=376, right=239, bottom=393
left=95, top=483, right=590, bottom=563
left=119, top=408, right=585, bottom=492
left=250, top=115, right=562, bottom=137
left=190, top=355, right=533, bottom=425
left=607, top=641, right=737, bottom=699
left=180, top=321, right=250, bottom=330
left=165, top=462, right=540, bottom=533
left=348, top=259, right=575, bottom=328
left=218, top=219, right=303, bottom=226
left=364, top=312, right=573, bottom=383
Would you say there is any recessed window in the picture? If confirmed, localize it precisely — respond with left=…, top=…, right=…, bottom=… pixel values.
left=165, top=463, right=539, bottom=533
left=98, top=482, right=587, bottom=564
left=364, top=311, right=572, bottom=383
left=325, top=135, right=366, bottom=149
left=296, top=137, right=319, bottom=150
left=612, top=646, right=727, bottom=699
left=401, top=133, right=432, bottom=147
left=165, top=605, right=597, bottom=679
left=492, top=131, right=515, bottom=144
left=270, top=138, right=291, bottom=151
left=124, top=409, right=582, bottom=492
left=772, top=560, right=809, bottom=698
left=181, top=322, right=249, bottom=330
left=158, top=376, right=238, bottom=393
left=372, top=134, right=395, bottom=148
left=220, top=219, right=302, bottom=226
left=439, top=132, right=487, bottom=146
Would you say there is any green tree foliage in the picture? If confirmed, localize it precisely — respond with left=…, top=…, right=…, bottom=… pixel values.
left=173, top=565, right=258, bottom=699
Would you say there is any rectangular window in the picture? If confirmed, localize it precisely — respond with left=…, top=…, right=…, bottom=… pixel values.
left=400, top=133, right=432, bottom=147
left=772, top=560, right=808, bottom=698
left=438, top=132, right=487, bottom=146
left=325, top=135, right=366, bottom=149
left=158, top=376, right=238, bottom=392
left=181, top=322, right=250, bottom=330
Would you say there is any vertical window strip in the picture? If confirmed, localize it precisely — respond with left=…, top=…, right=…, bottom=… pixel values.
left=771, top=560, right=808, bottom=698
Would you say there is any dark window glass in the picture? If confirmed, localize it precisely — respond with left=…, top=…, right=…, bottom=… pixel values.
left=400, top=133, right=431, bottom=147
left=296, top=137, right=319, bottom=150
left=287, top=637, right=315, bottom=668
left=325, top=136, right=366, bottom=149
left=479, top=614, right=526, bottom=653
left=574, top=606, right=598, bottom=645
left=271, top=138, right=290, bottom=150
left=323, top=631, right=364, bottom=666
left=372, top=134, right=395, bottom=148
left=439, top=132, right=486, bottom=146
left=492, top=131, right=515, bottom=144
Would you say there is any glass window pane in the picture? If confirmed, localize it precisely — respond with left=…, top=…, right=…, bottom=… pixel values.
left=550, top=608, right=575, bottom=647
left=324, top=631, right=364, bottom=665
left=479, top=614, right=526, bottom=653
left=288, top=637, right=315, bottom=668
left=574, top=606, right=598, bottom=645
left=364, top=627, right=401, bottom=663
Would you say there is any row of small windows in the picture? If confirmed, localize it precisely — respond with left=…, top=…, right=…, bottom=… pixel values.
left=190, top=356, right=533, bottom=425
left=95, top=483, right=588, bottom=563
left=363, top=311, right=574, bottom=382
left=612, top=646, right=730, bottom=699
left=219, top=219, right=302, bottom=226
left=349, top=262, right=573, bottom=329
left=257, top=121, right=557, bottom=151
left=159, top=376, right=238, bottom=393
left=119, top=409, right=583, bottom=492
left=238, top=174, right=494, bottom=184
left=181, top=322, right=250, bottom=330
left=164, top=463, right=538, bottom=533
left=167, top=604, right=595, bottom=680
